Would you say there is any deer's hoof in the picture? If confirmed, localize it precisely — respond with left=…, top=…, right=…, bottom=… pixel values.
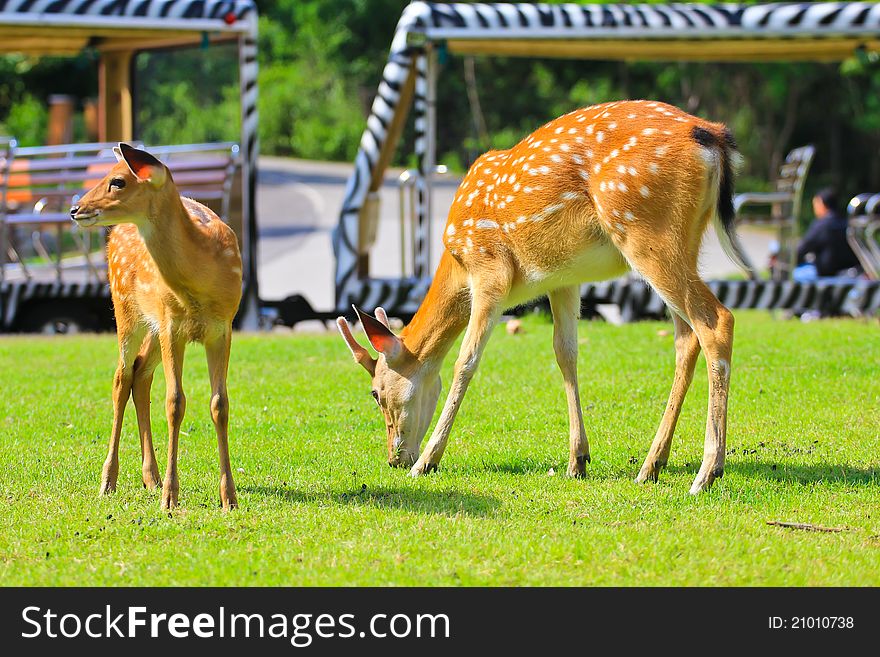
left=567, top=453, right=590, bottom=478
left=409, top=461, right=438, bottom=477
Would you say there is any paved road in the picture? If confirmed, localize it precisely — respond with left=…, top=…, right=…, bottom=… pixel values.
left=256, top=155, right=773, bottom=312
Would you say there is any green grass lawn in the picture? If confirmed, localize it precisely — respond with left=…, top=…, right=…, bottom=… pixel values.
left=1, top=311, right=877, bottom=586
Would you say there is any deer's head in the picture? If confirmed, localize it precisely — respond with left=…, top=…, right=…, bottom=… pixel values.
left=70, top=143, right=170, bottom=228
left=337, top=307, right=441, bottom=468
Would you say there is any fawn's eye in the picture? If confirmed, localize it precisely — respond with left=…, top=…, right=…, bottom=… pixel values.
left=108, top=178, right=126, bottom=191
left=371, top=390, right=380, bottom=403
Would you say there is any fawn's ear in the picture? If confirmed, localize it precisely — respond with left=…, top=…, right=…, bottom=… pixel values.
left=118, top=143, right=166, bottom=186
left=354, top=306, right=402, bottom=361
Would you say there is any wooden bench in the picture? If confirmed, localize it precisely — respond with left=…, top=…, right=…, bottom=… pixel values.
left=846, top=192, right=880, bottom=280
left=0, top=141, right=240, bottom=283
left=733, top=145, right=816, bottom=279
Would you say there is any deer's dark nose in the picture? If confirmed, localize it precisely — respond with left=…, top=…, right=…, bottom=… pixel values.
left=69, top=205, right=80, bottom=219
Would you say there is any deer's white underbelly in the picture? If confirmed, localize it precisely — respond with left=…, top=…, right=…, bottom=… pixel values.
left=506, top=239, right=629, bottom=308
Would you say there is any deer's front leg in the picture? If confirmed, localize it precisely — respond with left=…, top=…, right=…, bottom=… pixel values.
left=410, top=283, right=506, bottom=477
left=159, top=328, right=187, bottom=510
left=99, top=327, right=144, bottom=496
left=131, top=333, right=161, bottom=490
left=548, top=286, right=590, bottom=478
left=205, top=328, right=237, bottom=510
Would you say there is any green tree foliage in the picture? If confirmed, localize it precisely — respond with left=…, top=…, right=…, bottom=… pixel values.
left=2, top=0, right=880, bottom=203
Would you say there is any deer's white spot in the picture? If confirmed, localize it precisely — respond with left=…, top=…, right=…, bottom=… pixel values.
left=656, top=146, right=669, bottom=156
left=649, top=162, right=659, bottom=174
left=596, top=131, right=605, bottom=143
left=640, top=186, right=650, bottom=197
left=608, top=122, right=617, bottom=129
left=628, top=166, right=638, bottom=176
left=561, top=191, right=580, bottom=200
left=539, top=165, right=551, bottom=174
left=579, top=170, right=590, bottom=180
left=618, top=165, right=626, bottom=174
left=625, top=211, right=635, bottom=221
left=462, top=218, right=474, bottom=227
left=550, top=154, right=562, bottom=163
left=594, top=163, right=601, bottom=174
left=560, top=143, right=570, bottom=152
left=618, top=182, right=628, bottom=193
left=642, top=128, right=658, bottom=136
left=615, top=223, right=626, bottom=232
left=446, top=224, right=456, bottom=236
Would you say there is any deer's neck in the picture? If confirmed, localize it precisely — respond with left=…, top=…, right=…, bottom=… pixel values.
left=138, top=193, right=205, bottom=294
left=400, top=251, right=471, bottom=369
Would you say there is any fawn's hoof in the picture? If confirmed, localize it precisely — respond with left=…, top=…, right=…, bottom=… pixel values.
left=98, top=480, right=116, bottom=496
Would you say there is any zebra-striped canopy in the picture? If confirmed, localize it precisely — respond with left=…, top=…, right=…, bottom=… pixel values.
left=0, top=0, right=257, bottom=54
left=402, top=2, right=880, bottom=61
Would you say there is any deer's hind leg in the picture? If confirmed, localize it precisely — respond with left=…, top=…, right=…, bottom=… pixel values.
left=100, top=324, right=146, bottom=495
left=131, top=332, right=161, bottom=490
left=636, top=312, right=700, bottom=483
left=609, top=211, right=734, bottom=493
left=205, top=326, right=237, bottom=510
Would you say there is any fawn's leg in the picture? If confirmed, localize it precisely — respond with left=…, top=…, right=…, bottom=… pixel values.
left=410, top=269, right=510, bottom=476
left=548, top=285, right=591, bottom=478
left=131, top=333, right=161, bottom=490
left=636, top=312, right=701, bottom=483
left=99, top=326, right=144, bottom=495
left=158, top=327, right=187, bottom=510
left=205, top=327, right=237, bottom=510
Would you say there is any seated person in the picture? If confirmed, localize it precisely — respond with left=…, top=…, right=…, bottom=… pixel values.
left=793, top=188, right=861, bottom=281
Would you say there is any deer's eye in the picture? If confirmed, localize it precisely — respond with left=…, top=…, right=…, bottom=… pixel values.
left=108, top=178, right=126, bottom=191
left=371, top=390, right=380, bottom=404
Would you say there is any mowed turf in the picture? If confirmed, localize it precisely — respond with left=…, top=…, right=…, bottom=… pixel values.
left=0, top=311, right=877, bottom=586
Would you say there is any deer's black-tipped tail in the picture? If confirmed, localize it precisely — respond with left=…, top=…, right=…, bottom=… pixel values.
left=692, top=125, right=757, bottom=280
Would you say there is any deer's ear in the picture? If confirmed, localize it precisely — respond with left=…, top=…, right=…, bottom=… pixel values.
left=118, top=143, right=166, bottom=186
left=112, top=146, right=123, bottom=162
left=354, top=306, right=401, bottom=360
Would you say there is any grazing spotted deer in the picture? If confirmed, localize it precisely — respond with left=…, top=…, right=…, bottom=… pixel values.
left=71, top=143, right=242, bottom=509
left=338, top=100, right=754, bottom=494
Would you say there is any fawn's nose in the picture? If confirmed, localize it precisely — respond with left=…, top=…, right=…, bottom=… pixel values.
left=69, top=205, right=80, bottom=219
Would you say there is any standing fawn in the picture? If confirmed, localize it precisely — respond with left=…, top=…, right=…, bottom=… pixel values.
left=71, top=143, right=242, bottom=509
left=338, top=100, right=754, bottom=494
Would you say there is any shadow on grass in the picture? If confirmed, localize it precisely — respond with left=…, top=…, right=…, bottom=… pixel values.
left=664, top=462, right=878, bottom=487
left=241, top=484, right=500, bottom=516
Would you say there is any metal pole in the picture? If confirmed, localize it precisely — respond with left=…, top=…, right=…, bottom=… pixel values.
left=424, top=43, right=438, bottom=276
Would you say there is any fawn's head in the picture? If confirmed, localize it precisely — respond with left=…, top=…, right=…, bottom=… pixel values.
left=71, top=143, right=171, bottom=228
left=337, top=307, right=441, bottom=468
